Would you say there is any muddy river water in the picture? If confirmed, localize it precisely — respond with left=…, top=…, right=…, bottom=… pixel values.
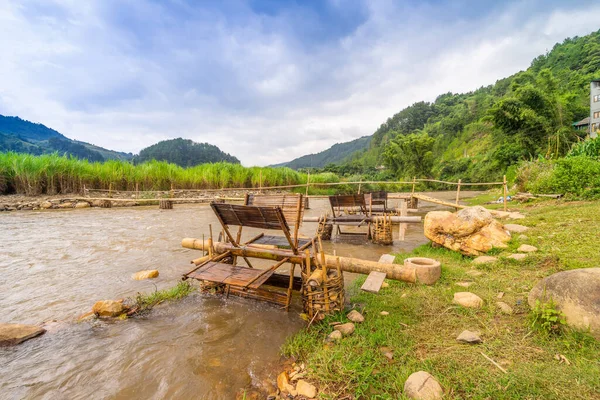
left=0, top=193, right=478, bottom=399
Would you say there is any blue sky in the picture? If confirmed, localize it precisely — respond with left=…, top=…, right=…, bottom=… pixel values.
left=0, top=0, right=599, bottom=165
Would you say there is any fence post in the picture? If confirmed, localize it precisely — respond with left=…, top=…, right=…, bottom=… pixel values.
left=170, top=183, right=174, bottom=199
left=108, top=182, right=112, bottom=198
left=136, top=182, right=139, bottom=199
left=455, top=179, right=462, bottom=209
left=305, top=170, right=310, bottom=197
left=411, top=176, right=416, bottom=195
left=358, top=180, right=362, bottom=194
left=503, top=175, right=507, bottom=212
left=259, top=170, right=263, bottom=194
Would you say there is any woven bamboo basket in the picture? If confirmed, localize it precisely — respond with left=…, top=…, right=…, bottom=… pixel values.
left=372, top=214, right=393, bottom=245
left=316, top=215, right=333, bottom=241
left=301, top=250, right=345, bottom=321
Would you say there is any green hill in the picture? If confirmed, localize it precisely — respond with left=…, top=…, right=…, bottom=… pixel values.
left=0, top=115, right=133, bottom=161
left=298, top=29, right=600, bottom=183
left=273, top=135, right=371, bottom=170
left=134, top=138, right=240, bottom=167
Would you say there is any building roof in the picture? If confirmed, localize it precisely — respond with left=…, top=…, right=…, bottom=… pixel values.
left=573, top=117, right=590, bottom=127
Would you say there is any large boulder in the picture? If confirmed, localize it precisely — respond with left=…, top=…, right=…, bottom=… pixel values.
left=424, top=206, right=511, bottom=256
left=0, top=323, right=46, bottom=346
left=528, top=268, right=600, bottom=338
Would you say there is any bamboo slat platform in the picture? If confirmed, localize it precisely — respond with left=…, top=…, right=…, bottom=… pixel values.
left=186, top=261, right=273, bottom=289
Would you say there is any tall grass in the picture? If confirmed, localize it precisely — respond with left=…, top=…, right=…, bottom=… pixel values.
left=0, top=152, right=341, bottom=195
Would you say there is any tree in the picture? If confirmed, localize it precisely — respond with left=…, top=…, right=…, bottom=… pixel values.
left=383, top=132, right=436, bottom=178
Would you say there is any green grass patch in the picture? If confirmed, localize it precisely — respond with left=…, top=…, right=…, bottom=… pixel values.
left=133, top=281, right=195, bottom=312
left=282, top=200, right=600, bottom=399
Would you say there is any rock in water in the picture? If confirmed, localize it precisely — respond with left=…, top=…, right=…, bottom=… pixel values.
left=473, top=256, right=497, bottom=265
left=92, top=300, right=126, bottom=317
left=517, top=244, right=538, bottom=253
left=504, top=224, right=529, bottom=233
left=75, top=202, right=90, bottom=209
left=132, top=270, right=159, bottom=280
left=424, top=206, right=511, bottom=256
left=334, top=322, right=355, bottom=336
left=453, top=292, right=483, bottom=308
left=296, top=380, right=317, bottom=398
left=528, top=268, right=600, bottom=338
left=456, top=330, right=482, bottom=344
left=404, top=371, right=443, bottom=400
left=347, top=310, right=365, bottom=323
left=0, top=323, right=46, bottom=346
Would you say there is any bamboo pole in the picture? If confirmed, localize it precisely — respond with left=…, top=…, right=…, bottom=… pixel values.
left=503, top=175, right=508, bottom=212
left=455, top=178, right=462, bottom=210
left=411, top=176, right=416, bottom=194
left=259, top=170, right=263, bottom=194
left=182, top=239, right=441, bottom=284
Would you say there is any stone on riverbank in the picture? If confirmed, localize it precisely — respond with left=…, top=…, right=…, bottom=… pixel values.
left=473, top=256, right=497, bottom=265
left=0, top=323, right=46, bottom=346
left=518, top=244, right=538, bottom=253
left=496, top=302, right=513, bottom=314
left=456, top=330, right=482, bottom=344
left=404, top=371, right=443, bottom=400
left=508, top=253, right=527, bottom=261
left=504, top=224, right=529, bottom=233
left=132, top=270, right=159, bottom=280
left=347, top=310, right=364, bottom=323
left=328, top=330, right=342, bottom=341
left=424, top=206, right=511, bottom=256
left=75, top=202, right=90, bottom=208
left=334, top=322, right=355, bottom=336
left=453, top=292, right=483, bottom=308
left=40, top=201, right=53, bottom=209
left=296, top=380, right=318, bottom=398
left=528, top=268, right=600, bottom=338
left=92, top=300, right=126, bottom=317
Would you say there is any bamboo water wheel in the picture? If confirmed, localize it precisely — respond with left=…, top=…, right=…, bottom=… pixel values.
left=159, top=199, right=173, bottom=209
left=301, top=244, right=345, bottom=321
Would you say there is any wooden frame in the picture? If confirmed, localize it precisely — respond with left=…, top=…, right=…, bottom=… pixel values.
left=329, top=194, right=372, bottom=238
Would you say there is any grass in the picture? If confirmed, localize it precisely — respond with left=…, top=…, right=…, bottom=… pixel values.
left=0, top=152, right=341, bottom=195
left=282, top=198, right=600, bottom=399
left=133, top=281, right=195, bottom=312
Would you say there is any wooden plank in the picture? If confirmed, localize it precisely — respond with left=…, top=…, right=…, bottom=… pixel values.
left=361, top=271, right=387, bottom=293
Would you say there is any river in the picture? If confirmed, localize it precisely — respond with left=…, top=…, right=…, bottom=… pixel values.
left=0, top=193, right=478, bottom=399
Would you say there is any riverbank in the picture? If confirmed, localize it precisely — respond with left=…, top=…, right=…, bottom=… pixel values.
left=281, top=198, right=600, bottom=399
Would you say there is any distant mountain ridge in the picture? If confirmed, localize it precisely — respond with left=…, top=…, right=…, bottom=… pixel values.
left=0, top=115, right=132, bottom=161
left=274, top=135, right=371, bottom=169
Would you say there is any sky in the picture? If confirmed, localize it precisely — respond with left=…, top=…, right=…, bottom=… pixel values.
left=0, top=0, right=599, bottom=165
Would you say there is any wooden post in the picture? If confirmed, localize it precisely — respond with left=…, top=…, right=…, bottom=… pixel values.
left=108, top=182, right=112, bottom=198
left=455, top=179, right=462, bottom=210
left=135, top=182, right=139, bottom=199
left=503, top=175, right=508, bottom=212
left=411, top=176, right=416, bottom=194
left=170, top=183, right=174, bottom=199
left=259, top=170, right=263, bottom=194
left=358, top=180, right=362, bottom=194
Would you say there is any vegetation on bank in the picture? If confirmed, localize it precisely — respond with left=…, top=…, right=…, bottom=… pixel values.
left=310, top=30, right=600, bottom=185
left=133, top=281, right=195, bottom=313
left=283, top=199, right=600, bottom=399
left=133, top=137, right=240, bottom=167
left=0, top=152, right=340, bottom=196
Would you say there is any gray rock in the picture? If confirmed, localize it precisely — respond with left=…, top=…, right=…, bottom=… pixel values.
left=456, top=330, right=482, bottom=344
left=507, top=253, right=527, bottom=261
left=334, top=322, right=355, bottom=336
left=403, top=371, right=443, bottom=400
left=347, top=310, right=365, bottom=323
left=528, top=268, right=600, bottom=338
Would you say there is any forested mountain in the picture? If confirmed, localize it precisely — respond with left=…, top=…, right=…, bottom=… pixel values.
left=274, top=136, right=370, bottom=170
left=134, top=138, right=239, bottom=167
left=292, top=29, right=600, bottom=182
left=0, top=115, right=132, bottom=161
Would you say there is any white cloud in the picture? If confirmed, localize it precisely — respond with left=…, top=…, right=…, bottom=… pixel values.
left=0, top=0, right=598, bottom=165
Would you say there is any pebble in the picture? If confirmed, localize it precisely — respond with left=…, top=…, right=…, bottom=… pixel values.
left=328, top=330, right=342, bottom=341
left=466, top=270, right=483, bottom=277
left=456, top=330, right=482, bottom=344
left=347, top=310, right=365, bottom=323
left=380, top=311, right=389, bottom=316
left=380, top=347, right=394, bottom=360
left=404, top=371, right=443, bottom=400
left=508, top=253, right=527, bottom=260
left=496, top=301, right=513, bottom=314
left=296, top=380, right=317, bottom=398
left=504, top=224, right=529, bottom=233
left=518, top=234, right=529, bottom=241
left=334, top=322, right=355, bottom=336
